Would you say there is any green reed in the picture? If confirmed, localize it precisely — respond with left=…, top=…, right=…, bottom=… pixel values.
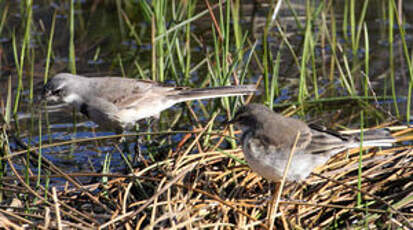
left=115, top=0, right=126, bottom=39
left=117, top=53, right=126, bottom=77
left=0, top=4, right=7, bottom=73
left=231, top=0, right=243, bottom=62
left=390, top=0, right=413, bottom=122
left=269, top=44, right=282, bottom=109
left=297, top=0, right=313, bottom=108
left=69, top=0, right=76, bottom=74
left=388, top=0, right=399, bottom=117
left=0, top=4, right=8, bottom=35
left=328, top=4, right=337, bottom=82
left=262, top=0, right=275, bottom=104
left=342, top=0, right=349, bottom=41
left=285, top=0, right=303, bottom=30
left=44, top=11, right=57, bottom=83
left=13, top=0, right=32, bottom=115
left=154, top=0, right=166, bottom=82
left=363, top=23, right=369, bottom=97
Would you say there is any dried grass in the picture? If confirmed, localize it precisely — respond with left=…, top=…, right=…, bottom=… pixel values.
left=0, top=124, right=412, bottom=229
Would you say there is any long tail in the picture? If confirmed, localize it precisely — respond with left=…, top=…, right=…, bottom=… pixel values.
left=308, top=126, right=396, bottom=156
left=168, top=85, right=257, bottom=102
left=349, top=129, right=396, bottom=147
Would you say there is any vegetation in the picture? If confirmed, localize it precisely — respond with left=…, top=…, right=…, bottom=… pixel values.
left=0, top=0, right=411, bottom=229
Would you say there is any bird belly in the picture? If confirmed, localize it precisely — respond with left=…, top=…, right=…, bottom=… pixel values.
left=242, top=132, right=284, bottom=182
left=287, top=154, right=331, bottom=181
left=115, top=100, right=176, bottom=129
left=243, top=133, right=331, bottom=182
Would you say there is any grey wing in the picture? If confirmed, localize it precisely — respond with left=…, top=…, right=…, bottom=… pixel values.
left=82, top=96, right=123, bottom=132
left=92, top=77, right=177, bottom=109
left=255, top=124, right=313, bottom=155
left=245, top=129, right=315, bottom=182
left=306, top=124, right=353, bottom=156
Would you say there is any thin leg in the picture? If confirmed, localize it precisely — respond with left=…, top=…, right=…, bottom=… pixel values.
left=133, top=136, right=142, bottom=167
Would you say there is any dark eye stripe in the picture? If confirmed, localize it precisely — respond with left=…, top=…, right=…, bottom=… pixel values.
left=52, top=88, right=63, bottom=95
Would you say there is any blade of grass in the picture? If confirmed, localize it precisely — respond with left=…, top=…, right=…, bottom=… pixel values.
left=270, top=42, right=283, bottom=109
left=13, top=0, right=33, bottom=115
left=388, top=0, right=399, bottom=117
left=263, top=0, right=277, bottom=104
left=390, top=0, right=413, bottom=122
left=69, top=0, right=76, bottom=74
left=363, top=23, right=369, bottom=97
left=298, top=0, right=313, bottom=109
left=44, top=11, right=57, bottom=83
left=0, top=3, right=8, bottom=35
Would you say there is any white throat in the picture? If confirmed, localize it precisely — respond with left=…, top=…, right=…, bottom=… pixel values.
left=63, top=93, right=84, bottom=108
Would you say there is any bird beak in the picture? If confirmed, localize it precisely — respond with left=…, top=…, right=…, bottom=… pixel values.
left=41, top=88, right=52, bottom=101
left=32, top=81, right=49, bottom=104
left=36, top=81, right=49, bottom=99
left=42, top=89, right=50, bottom=99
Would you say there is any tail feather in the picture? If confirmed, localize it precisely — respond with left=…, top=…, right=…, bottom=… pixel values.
left=308, top=128, right=396, bottom=156
left=168, top=85, right=257, bottom=102
left=349, top=128, right=396, bottom=148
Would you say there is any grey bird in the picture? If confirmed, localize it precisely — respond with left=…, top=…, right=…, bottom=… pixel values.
left=230, top=104, right=396, bottom=182
left=41, top=73, right=256, bottom=132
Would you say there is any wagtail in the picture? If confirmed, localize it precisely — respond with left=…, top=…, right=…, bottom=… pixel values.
left=42, top=73, right=257, bottom=132
left=229, top=104, right=396, bottom=182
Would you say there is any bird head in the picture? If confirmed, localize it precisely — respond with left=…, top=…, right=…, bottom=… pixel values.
left=42, top=73, right=86, bottom=106
left=227, top=104, right=270, bottom=129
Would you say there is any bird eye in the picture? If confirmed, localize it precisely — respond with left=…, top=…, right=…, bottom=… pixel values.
left=52, top=88, right=63, bottom=96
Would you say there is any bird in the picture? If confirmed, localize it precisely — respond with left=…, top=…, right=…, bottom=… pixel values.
left=41, top=73, right=257, bottom=132
left=229, top=103, right=396, bottom=182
